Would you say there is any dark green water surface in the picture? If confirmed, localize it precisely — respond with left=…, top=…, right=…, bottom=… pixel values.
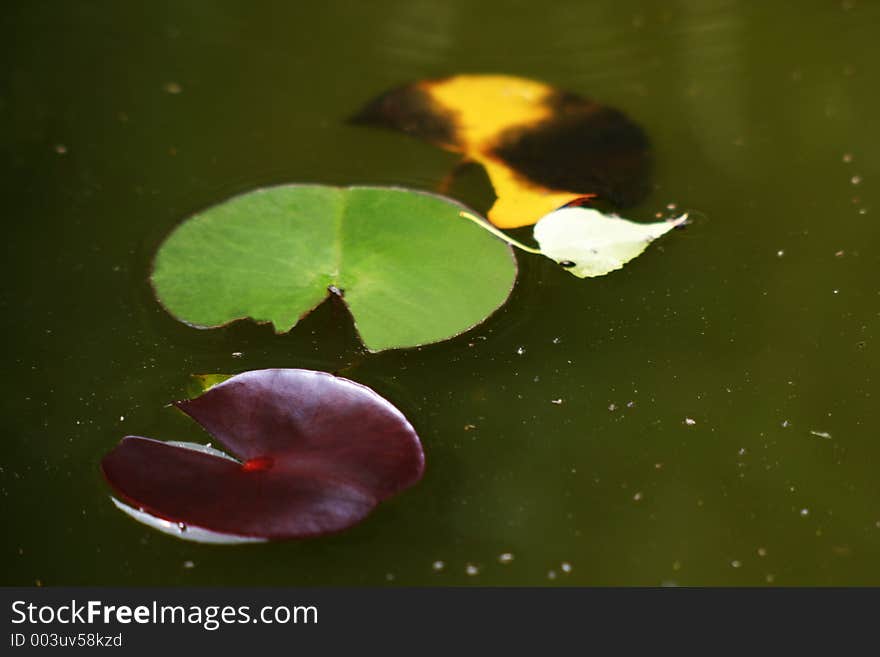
left=2, top=0, right=879, bottom=585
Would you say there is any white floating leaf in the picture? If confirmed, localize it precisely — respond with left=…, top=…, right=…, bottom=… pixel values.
left=533, top=207, right=688, bottom=278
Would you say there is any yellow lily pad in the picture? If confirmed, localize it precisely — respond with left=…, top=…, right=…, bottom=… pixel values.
left=351, top=74, right=651, bottom=229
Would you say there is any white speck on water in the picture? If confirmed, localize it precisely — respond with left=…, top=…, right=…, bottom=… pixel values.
left=465, top=563, right=480, bottom=576
left=516, top=346, right=525, bottom=355
left=231, top=352, right=243, bottom=358
left=684, top=418, right=696, bottom=426
left=608, top=403, right=617, bottom=411
left=843, top=153, right=853, bottom=163
left=632, top=492, right=643, bottom=502
left=560, top=562, right=572, bottom=573
left=851, top=175, right=862, bottom=185
left=738, top=447, right=746, bottom=456
left=498, top=553, right=514, bottom=564
left=809, top=430, right=832, bottom=439
left=731, top=560, right=742, bottom=568
left=432, top=560, right=445, bottom=571
left=547, top=570, right=557, bottom=580
left=782, top=420, right=790, bottom=428
left=119, top=416, right=125, bottom=422
left=551, top=398, right=563, bottom=405
left=776, top=249, right=785, bottom=257
left=757, top=547, right=767, bottom=557
left=385, top=573, right=395, bottom=582
left=552, top=337, right=561, bottom=344
left=183, top=560, right=195, bottom=569
left=800, top=508, right=810, bottom=517
left=766, top=573, right=776, bottom=584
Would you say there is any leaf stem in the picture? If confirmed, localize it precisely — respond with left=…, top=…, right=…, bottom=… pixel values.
left=458, top=211, right=543, bottom=254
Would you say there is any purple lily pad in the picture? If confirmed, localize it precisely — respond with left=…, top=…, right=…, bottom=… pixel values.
left=101, top=369, right=425, bottom=542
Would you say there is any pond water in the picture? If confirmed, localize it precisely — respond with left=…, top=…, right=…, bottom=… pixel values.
left=2, top=0, right=879, bottom=586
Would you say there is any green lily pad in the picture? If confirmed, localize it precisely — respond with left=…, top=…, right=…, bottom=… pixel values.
left=151, top=185, right=517, bottom=352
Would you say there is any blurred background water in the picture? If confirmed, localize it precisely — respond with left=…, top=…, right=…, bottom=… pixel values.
left=1, top=0, right=878, bottom=585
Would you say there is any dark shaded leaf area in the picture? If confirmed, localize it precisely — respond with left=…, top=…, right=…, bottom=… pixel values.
left=491, top=90, right=652, bottom=208
left=101, top=369, right=425, bottom=540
